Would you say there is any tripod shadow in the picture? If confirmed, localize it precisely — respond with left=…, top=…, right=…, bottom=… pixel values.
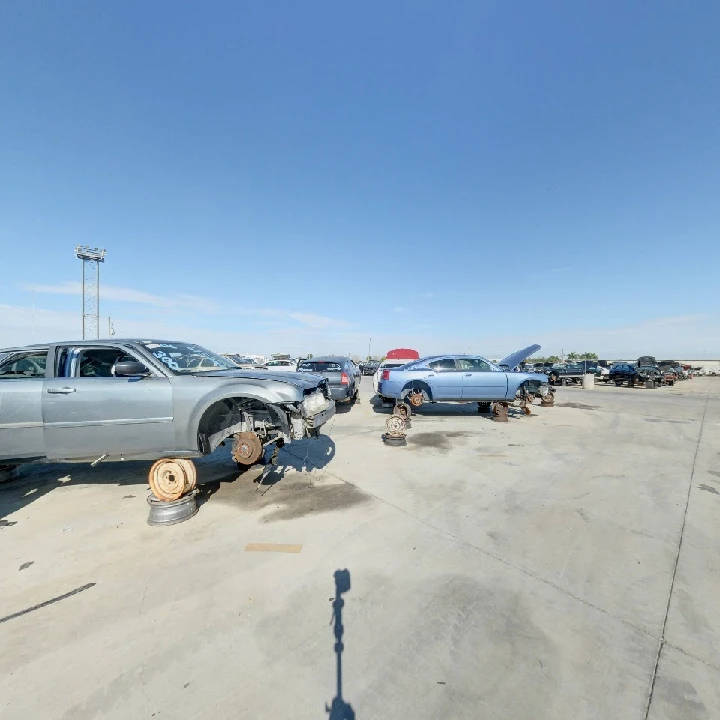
left=326, top=569, right=356, bottom=720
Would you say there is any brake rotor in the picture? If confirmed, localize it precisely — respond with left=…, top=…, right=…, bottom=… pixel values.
left=232, top=432, right=264, bottom=465
left=541, top=392, right=555, bottom=407
left=393, top=402, right=411, bottom=419
left=492, top=401, right=509, bottom=423
left=408, top=392, right=423, bottom=408
left=148, top=458, right=193, bottom=502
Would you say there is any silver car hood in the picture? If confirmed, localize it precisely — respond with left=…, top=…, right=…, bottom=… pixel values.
left=498, top=344, right=541, bottom=370
left=193, top=369, right=324, bottom=391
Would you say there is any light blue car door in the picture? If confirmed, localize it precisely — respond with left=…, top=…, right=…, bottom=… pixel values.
left=42, top=344, right=175, bottom=460
left=425, top=358, right=463, bottom=400
left=458, top=357, right=508, bottom=399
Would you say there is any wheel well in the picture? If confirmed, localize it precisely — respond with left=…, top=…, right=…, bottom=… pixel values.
left=401, top=381, right=433, bottom=401
left=197, top=397, right=288, bottom=454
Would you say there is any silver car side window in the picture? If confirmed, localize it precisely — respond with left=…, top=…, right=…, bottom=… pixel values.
left=0, top=350, right=48, bottom=378
left=58, top=346, right=148, bottom=378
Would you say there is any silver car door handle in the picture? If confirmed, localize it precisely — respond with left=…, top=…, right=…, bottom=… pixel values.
left=464, top=373, right=472, bottom=376
left=47, top=387, right=76, bottom=394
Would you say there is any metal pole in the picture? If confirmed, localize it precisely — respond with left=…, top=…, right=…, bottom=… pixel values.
left=96, top=259, right=100, bottom=339
left=81, top=258, right=86, bottom=339
left=368, top=337, right=371, bottom=360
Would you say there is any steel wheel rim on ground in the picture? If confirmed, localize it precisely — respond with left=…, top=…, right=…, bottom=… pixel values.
left=148, top=458, right=195, bottom=502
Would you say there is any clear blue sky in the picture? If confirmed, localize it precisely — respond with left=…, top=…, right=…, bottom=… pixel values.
left=1, top=1, right=718, bottom=357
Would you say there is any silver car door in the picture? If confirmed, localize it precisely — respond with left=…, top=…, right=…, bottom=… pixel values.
left=0, top=348, right=49, bottom=462
left=42, top=344, right=175, bottom=461
left=458, top=358, right=508, bottom=399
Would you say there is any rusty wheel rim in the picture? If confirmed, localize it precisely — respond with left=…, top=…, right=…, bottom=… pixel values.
left=175, top=458, right=197, bottom=490
left=148, top=459, right=190, bottom=502
left=386, top=415, right=406, bottom=436
left=393, top=402, right=411, bottom=419
left=232, top=432, right=264, bottom=465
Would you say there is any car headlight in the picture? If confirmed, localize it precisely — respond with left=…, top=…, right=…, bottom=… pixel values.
left=303, top=390, right=327, bottom=414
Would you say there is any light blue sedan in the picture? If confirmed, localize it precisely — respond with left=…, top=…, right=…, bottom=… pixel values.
left=377, top=345, right=549, bottom=406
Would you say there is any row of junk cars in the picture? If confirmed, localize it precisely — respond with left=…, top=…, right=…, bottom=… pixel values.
left=521, top=357, right=707, bottom=388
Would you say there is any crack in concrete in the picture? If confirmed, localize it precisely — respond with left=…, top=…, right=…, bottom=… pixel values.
left=643, top=388, right=711, bottom=720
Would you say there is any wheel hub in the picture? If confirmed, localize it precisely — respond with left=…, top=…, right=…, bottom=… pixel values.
left=232, top=432, right=264, bottom=465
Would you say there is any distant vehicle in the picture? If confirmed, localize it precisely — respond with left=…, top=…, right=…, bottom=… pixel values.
left=225, top=355, right=259, bottom=369
left=547, top=360, right=599, bottom=385
left=360, top=360, right=380, bottom=376
left=297, top=356, right=361, bottom=404
left=634, top=356, right=664, bottom=386
left=532, top=362, right=555, bottom=374
left=257, top=358, right=298, bottom=372
left=608, top=362, right=638, bottom=386
left=372, top=348, right=421, bottom=396
left=377, top=345, right=548, bottom=407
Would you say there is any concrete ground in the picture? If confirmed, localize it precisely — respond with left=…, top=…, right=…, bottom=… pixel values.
left=1, top=376, right=719, bottom=719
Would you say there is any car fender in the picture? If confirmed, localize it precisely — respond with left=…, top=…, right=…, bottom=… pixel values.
left=507, top=373, right=547, bottom=398
left=400, top=380, right=433, bottom=402
left=180, top=385, right=298, bottom=450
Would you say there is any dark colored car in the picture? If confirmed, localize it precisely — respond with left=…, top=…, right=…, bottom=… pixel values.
left=297, top=356, right=361, bottom=404
left=608, top=362, right=637, bottom=386
left=635, top=356, right=664, bottom=386
left=547, top=360, right=599, bottom=385
left=360, top=361, right=380, bottom=376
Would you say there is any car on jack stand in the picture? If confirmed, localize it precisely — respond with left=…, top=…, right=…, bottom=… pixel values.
left=377, top=344, right=550, bottom=421
left=0, top=339, right=335, bottom=501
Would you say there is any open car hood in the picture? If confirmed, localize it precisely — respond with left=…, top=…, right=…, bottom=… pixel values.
left=498, top=344, right=541, bottom=370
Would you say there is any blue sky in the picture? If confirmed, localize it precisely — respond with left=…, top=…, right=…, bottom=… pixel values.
left=1, top=1, right=718, bottom=358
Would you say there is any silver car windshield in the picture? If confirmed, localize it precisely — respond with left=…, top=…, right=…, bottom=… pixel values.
left=140, top=342, right=237, bottom=374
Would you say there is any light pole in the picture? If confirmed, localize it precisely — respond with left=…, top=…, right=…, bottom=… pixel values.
left=74, top=245, right=106, bottom=339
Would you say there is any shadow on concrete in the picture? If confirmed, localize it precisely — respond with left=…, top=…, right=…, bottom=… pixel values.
left=196, top=434, right=337, bottom=509
left=334, top=398, right=359, bottom=415
left=1, top=434, right=338, bottom=522
left=326, top=569, right=356, bottom=720
left=369, top=395, right=537, bottom=422
left=0, top=459, right=151, bottom=524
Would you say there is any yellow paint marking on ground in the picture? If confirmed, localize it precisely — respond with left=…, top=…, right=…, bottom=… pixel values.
left=244, top=543, right=303, bottom=553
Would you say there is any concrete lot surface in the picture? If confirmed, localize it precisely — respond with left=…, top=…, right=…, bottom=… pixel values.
left=1, top=377, right=719, bottom=719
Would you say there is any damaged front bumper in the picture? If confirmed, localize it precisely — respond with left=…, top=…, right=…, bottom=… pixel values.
left=294, top=388, right=336, bottom=438
left=305, top=402, right=335, bottom=432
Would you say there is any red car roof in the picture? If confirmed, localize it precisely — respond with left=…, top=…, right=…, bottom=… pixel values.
left=386, top=348, right=420, bottom=360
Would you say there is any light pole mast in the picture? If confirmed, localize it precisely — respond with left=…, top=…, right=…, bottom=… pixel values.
left=74, top=246, right=106, bottom=339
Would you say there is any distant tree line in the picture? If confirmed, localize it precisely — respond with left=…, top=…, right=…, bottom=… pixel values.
left=529, top=352, right=598, bottom=363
